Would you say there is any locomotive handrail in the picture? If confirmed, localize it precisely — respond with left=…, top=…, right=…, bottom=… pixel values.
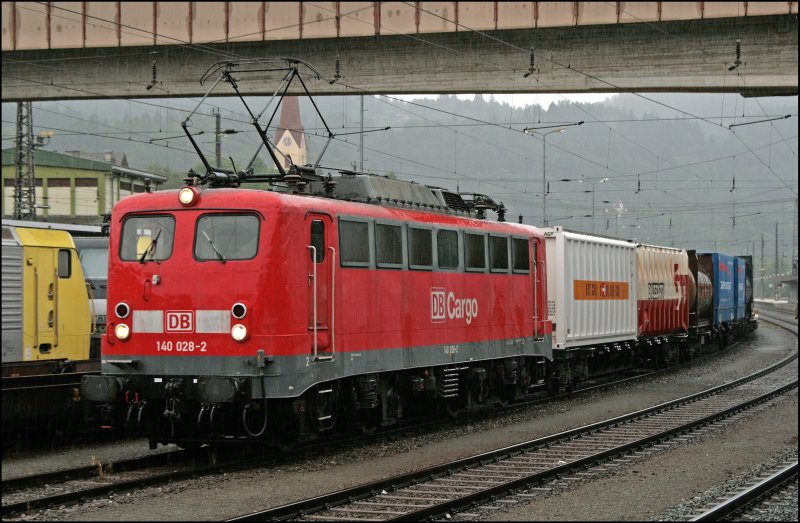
left=308, top=245, right=318, bottom=359
left=329, top=246, right=336, bottom=358
left=34, top=267, right=39, bottom=349
left=53, top=266, right=59, bottom=348
left=328, top=247, right=336, bottom=358
left=533, top=257, right=538, bottom=339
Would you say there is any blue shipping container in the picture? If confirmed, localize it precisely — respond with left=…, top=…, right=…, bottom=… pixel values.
left=734, top=257, right=747, bottom=320
left=702, top=253, right=736, bottom=326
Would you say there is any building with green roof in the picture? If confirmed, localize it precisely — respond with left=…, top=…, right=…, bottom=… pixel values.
left=2, top=148, right=166, bottom=224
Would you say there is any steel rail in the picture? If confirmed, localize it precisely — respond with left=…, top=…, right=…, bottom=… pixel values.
left=226, top=349, right=797, bottom=521
left=689, top=461, right=798, bottom=521
left=2, top=449, right=186, bottom=493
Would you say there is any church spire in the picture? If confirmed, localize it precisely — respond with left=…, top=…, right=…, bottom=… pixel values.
left=274, top=96, right=307, bottom=168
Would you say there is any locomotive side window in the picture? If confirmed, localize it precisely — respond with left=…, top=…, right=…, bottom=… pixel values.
left=120, top=215, right=175, bottom=262
left=465, top=233, right=486, bottom=271
left=195, top=214, right=259, bottom=261
left=512, top=237, right=530, bottom=273
left=339, top=219, right=370, bottom=266
left=437, top=229, right=459, bottom=270
left=408, top=227, right=433, bottom=270
left=310, top=220, right=325, bottom=263
left=489, top=235, right=509, bottom=272
left=57, top=249, right=71, bottom=278
left=376, top=223, right=403, bottom=268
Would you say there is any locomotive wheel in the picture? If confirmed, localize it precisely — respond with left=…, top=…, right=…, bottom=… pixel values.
left=271, top=400, right=301, bottom=451
left=275, top=416, right=300, bottom=452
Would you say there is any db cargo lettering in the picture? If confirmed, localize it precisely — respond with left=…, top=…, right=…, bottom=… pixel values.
left=574, top=280, right=630, bottom=300
left=431, top=288, right=478, bottom=324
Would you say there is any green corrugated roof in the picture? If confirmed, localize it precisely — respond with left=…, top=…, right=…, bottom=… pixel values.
left=2, top=148, right=111, bottom=171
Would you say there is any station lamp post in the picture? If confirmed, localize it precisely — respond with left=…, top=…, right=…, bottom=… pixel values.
left=523, top=121, right=583, bottom=227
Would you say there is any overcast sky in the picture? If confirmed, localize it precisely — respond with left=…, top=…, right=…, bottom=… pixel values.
left=397, top=93, right=617, bottom=109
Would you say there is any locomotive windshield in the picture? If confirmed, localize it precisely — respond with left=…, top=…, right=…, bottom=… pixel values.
left=120, top=215, right=175, bottom=262
left=194, top=214, right=259, bottom=261
left=78, top=246, right=108, bottom=279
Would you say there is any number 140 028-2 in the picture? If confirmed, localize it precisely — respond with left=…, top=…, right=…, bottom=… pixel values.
left=156, top=340, right=207, bottom=352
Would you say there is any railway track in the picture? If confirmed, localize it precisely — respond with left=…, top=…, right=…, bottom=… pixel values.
left=226, top=318, right=796, bottom=522
left=756, top=303, right=798, bottom=333
left=0, top=366, right=653, bottom=519
left=687, top=460, right=798, bottom=521
left=0, top=345, right=743, bottom=520
left=2, top=318, right=782, bottom=519
left=1, top=448, right=212, bottom=518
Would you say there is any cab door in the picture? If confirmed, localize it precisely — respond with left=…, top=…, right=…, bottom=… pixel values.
left=306, top=213, right=335, bottom=360
left=24, top=246, right=62, bottom=359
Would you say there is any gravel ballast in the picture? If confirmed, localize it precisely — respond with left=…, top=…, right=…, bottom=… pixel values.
left=3, top=321, right=796, bottom=521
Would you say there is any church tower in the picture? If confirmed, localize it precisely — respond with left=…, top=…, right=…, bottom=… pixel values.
left=274, top=96, right=307, bottom=169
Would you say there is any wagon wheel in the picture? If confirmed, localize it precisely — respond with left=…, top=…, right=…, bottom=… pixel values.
left=445, top=399, right=463, bottom=419
left=176, top=439, right=202, bottom=451
left=357, top=407, right=380, bottom=436
left=493, top=390, right=511, bottom=408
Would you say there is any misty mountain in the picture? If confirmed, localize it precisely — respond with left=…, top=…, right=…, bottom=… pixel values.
left=2, top=92, right=796, bottom=271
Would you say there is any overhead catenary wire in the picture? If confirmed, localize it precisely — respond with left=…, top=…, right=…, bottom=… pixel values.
left=3, top=1, right=796, bottom=250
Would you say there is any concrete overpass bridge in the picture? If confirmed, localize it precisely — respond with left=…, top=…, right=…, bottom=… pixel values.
left=1, top=2, right=797, bottom=101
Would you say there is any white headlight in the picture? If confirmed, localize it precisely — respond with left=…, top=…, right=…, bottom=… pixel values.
left=178, top=187, right=198, bottom=206
left=231, top=324, right=247, bottom=342
left=115, top=323, right=130, bottom=340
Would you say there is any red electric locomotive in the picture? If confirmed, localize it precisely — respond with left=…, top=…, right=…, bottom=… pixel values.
left=81, top=58, right=757, bottom=450
left=82, top=175, right=552, bottom=448
left=81, top=57, right=560, bottom=449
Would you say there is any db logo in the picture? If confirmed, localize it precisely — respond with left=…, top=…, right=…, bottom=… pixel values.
left=166, top=311, right=193, bottom=332
left=430, top=288, right=446, bottom=323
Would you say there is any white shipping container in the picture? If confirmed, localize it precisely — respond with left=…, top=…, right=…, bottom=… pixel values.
left=544, top=227, right=637, bottom=351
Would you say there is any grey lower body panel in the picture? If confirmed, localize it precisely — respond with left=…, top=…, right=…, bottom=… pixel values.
left=102, top=335, right=553, bottom=399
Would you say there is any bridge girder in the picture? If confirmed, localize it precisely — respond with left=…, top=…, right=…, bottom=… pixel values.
left=1, top=15, right=796, bottom=101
